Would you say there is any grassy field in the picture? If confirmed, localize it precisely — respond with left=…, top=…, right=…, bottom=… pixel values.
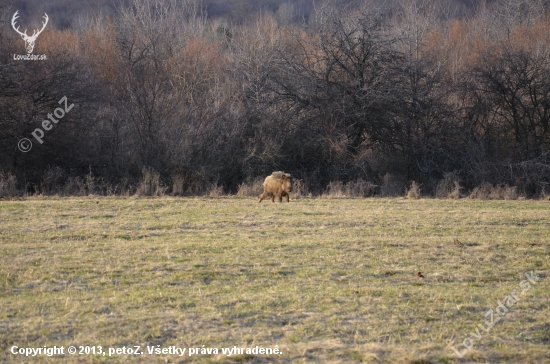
left=0, top=196, right=548, bottom=363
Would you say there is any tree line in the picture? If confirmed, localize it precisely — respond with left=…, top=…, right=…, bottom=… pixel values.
left=1, top=0, right=550, bottom=197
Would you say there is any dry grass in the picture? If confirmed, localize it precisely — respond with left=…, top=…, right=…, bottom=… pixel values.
left=171, top=174, right=186, bottom=196
left=322, top=179, right=375, bottom=198
left=0, top=171, right=17, bottom=197
left=208, top=183, right=225, bottom=197
left=436, top=173, right=462, bottom=199
left=289, top=179, right=308, bottom=200
left=469, top=183, right=519, bottom=200
left=136, top=167, right=166, bottom=197
left=406, top=181, right=421, bottom=199
left=0, top=197, right=549, bottom=363
left=237, top=177, right=264, bottom=197
left=380, top=174, right=404, bottom=197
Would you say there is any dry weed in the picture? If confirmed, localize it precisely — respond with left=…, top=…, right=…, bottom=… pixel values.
left=0, top=170, right=17, bottom=197
left=171, top=174, right=186, bottom=196
left=136, top=167, right=166, bottom=196
left=322, top=179, right=375, bottom=198
left=436, top=173, right=462, bottom=198
left=237, top=177, right=264, bottom=197
left=470, top=182, right=520, bottom=200
left=406, top=181, right=421, bottom=199
left=381, top=173, right=404, bottom=197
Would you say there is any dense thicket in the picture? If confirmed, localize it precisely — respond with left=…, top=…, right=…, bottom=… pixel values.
left=1, top=0, right=550, bottom=196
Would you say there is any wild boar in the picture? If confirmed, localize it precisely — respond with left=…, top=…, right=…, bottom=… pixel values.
left=258, top=171, right=293, bottom=203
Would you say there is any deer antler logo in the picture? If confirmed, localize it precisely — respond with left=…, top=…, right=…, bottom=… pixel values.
left=11, top=11, right=49, bottom=54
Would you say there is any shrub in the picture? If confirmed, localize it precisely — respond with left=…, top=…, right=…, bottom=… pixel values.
left=322, top=181, right=346, bottom=198
left=490, top=184, right=518, bottom=200
left=469, top=182, right=492, bottom=200
left=469, top=182, right=519, bottom=200
left=62, top=176, right=86, bottom=196
left=237, top=177, right=264, bottom=197
left=406, top=181, right=421, bottom=199
left=171, top=174, right=186, bottom=196
left=289, top=178, right=308, bottom=199
left=436, top=173, right=462, bottom=199
left=41, top=166, right=66, bottom=195
left=540, top=187, right=550, bottom=200
left=322, top=179, right=375, bottom=198
left=380, top=173, right=403, bottom=197
left=0, top=171, right=18, bottom=197
left=136, top=167, right=165, bottom=196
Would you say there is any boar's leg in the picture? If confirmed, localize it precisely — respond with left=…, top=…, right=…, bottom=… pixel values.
left=279, top=191, right=289, bottom=202
left=258, top=191, right=269, bottom=202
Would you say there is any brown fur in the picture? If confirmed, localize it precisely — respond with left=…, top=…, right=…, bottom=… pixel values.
left=258, top=171, right=293, bottom=203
